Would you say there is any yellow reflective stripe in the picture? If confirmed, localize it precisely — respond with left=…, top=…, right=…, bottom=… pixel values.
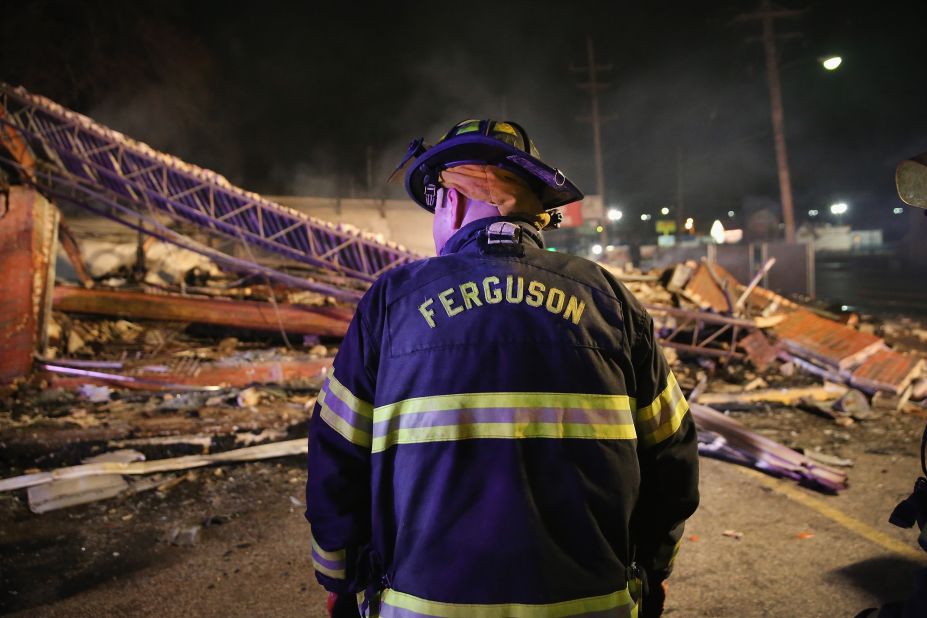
left=374, top=392, right=634, bottom=419
left=668, top=537, right=682, bottom=570
left=311, top=536, right=345, bottom=562
left=371, top=391, right=636, bottom=453
left=373, top=421, right=637, bottom=453
left=328, top=372, right=373, bottom=419
left=311, top=536, right=346, bottom=580
left=381, top=587, right=634, bottom=617
left=635, top=372, right=689, bottom=447
left=319, top=388, right=372, bottom=448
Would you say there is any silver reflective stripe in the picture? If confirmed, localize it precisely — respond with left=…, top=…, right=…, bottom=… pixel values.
left=375, top=588, right=636, bottom=618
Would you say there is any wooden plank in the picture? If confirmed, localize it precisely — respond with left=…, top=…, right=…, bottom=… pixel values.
left=696, top=383, right=848, bottom=406
left=53, top=286, right=352, bottom=337
left=0, top=439, right=308, bottom=492
left=57, top=220, right=94, bottom=287
left=44, top=357, right=331, bottom=390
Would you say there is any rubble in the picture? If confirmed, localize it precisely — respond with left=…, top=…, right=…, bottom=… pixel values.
left=691, top=403, right=848, bottom=493
left=0, top=439, right=308, bottom=492
left=4, top=232, right=924, bottom=502
left=1, top=82, right=925, bottom=520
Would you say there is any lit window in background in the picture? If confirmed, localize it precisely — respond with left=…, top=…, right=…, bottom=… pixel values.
left=640, top=213, right=652, bottom=221
left=808, top=209, right=819, bottom=217
left=606, top=208, right=623, bottom=222
left=591, top=244, right=603, bottom=255
left=660, top=207, right=670, bottom=216
left=830, top=202, right=848, bottom=215
left=605, top=245, right=615, bottom=252
left=893, top=207, right=904, bottom=215
left=684, top=217, right=694, bottom=231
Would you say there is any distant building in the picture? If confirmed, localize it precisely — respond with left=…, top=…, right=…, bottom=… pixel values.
left=266, top=195, right=435, bottom=256
left=796, top=224, right=883, bottom=252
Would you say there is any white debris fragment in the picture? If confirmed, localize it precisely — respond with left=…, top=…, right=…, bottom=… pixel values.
left=78, top=384, right=114, bottom=403
left=236, top=387, right=261, bottom=408
left=27, top=475, right=128, bottom=514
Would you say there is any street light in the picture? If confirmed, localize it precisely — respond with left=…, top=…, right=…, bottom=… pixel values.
left=684, top=217, right=694, bottom=231
left=821, top=56, right=842, bottom=71
left=808, top=209, right=819, bottom=217
left=640, top=213, right=652, bottom=221
left=606, top=208, right=623, bottom=222
left=660, top=207, right=670, bottom=216
left=830, top=202, right=848, bottom=215
left=710, top=220, right=725, bottom=244
left=591, top=244, right=603, bottom=255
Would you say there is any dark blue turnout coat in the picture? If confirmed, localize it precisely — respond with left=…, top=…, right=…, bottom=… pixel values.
left=307, top=216, right=699, bottom=617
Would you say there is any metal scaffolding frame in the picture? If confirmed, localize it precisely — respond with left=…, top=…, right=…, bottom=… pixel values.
left=0, top=83, right=423, bottom=297
left=646, top=304, right=753, bottom=360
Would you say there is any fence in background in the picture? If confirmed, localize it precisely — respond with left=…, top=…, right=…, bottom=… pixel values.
left=640, top=242, right=815, bottom=298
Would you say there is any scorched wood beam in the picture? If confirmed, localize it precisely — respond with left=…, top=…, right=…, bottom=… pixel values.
left=53, top=286, right=352, bottom=337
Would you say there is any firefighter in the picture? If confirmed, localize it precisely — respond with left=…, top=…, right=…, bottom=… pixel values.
left=307, top=119, right=700, bottom=617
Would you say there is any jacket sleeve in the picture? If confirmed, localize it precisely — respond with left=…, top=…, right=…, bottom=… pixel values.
left=306, top=309, right=378, bottom=593
left=630, top=312, right=700, bottom=583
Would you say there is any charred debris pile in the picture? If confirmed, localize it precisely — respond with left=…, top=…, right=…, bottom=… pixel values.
left=1, top=82, right=925, bottom=514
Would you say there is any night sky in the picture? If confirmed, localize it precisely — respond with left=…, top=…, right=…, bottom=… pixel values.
left=2, top=0, right=926, bottom=235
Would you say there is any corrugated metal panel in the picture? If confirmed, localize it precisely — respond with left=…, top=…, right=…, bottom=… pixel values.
left=773, top=309, right=883, bottom=370
left=682, top=262, right=739, bottom=312
left=850, top=349, right=924, bottom=395
left=738, top=330, right=780, bottom=370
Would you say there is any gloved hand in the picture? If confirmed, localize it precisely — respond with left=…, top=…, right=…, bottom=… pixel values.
left=327, top=592, right=361, bottom=618
left=641, top=580, right=668, bottom=618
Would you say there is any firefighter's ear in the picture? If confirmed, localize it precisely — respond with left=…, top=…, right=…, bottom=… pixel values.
left=433, top=188, right=465, bottom=253
left=444, top=188, right=467, bottom=230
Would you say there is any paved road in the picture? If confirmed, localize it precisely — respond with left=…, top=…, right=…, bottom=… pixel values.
left=4, top=448, right=927, bottom=617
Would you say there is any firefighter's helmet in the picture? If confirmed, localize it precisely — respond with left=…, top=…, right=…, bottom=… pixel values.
left=393, top=119, right=584, bottom=212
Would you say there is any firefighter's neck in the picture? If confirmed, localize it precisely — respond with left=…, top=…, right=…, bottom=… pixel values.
left=433, top=188, right=499, bottom=254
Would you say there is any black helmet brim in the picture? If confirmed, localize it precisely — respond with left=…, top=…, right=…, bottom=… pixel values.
left=404, top=134, right=584, bottom=213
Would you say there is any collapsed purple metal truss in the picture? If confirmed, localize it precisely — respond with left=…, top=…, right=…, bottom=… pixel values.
left=0, top=83, right=423, bottom=296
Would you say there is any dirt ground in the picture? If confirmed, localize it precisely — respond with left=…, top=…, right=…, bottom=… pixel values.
left=2, top=405, right=927, bottom=618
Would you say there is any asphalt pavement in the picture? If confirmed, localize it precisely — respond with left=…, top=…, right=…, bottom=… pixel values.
left=3, top=435, right=927, bottom=617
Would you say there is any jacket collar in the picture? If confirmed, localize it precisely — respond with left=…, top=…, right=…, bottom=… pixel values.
left=440, top=216, right=545, bottom=256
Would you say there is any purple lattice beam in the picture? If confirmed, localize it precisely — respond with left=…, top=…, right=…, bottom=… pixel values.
left=0, top=83, right=423, bottom=288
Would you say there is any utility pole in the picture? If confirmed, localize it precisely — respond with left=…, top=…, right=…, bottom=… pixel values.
left=366, top=145, right=374, bottom=195
left=737, top=0, right=802, bottom=244
left=572, top=35, right=614, bottom=247
left=676, top=146, right=685, bottom=243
